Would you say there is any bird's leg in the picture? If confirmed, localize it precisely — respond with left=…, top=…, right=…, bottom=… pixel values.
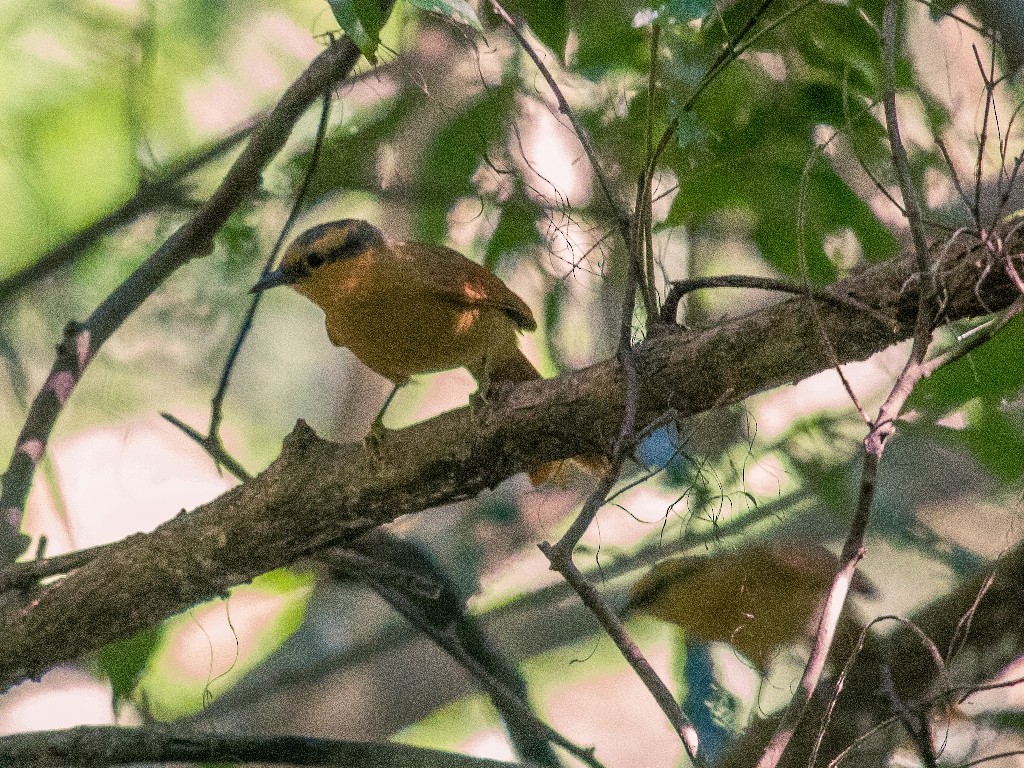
left=365, top=383, right=399, bottom=460
left=469, top=354, right=504, bottom=416
left=472, top=354, right=493, bottom=404
left=372, top=384, right=400, bottom=432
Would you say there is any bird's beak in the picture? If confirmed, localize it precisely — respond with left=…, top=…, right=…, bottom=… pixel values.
left=250, top=268, right=288, bottom=294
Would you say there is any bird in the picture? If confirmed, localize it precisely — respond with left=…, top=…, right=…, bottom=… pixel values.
left=251, top=218, right=606, bottom=485
left=626, top=541, right=876, bottom=673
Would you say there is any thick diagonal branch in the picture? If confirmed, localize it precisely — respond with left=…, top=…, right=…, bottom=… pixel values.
left=0, top=232, right=1017, bottom=692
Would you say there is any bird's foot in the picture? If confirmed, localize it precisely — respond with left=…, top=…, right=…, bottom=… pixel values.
left=363, top=415, right=390, bottom=466
left=363, top=383, right=400, bottom=466
left=470, top=380, right=513, bottom=420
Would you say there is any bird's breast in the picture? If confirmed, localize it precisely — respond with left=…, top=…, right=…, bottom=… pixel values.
left=295, top=251, right=516, bottom=384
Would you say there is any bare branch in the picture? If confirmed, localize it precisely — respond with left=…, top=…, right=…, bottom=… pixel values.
left=163, top=91, right=336, bottom=480
left=538, top=541, right=704, bottom=764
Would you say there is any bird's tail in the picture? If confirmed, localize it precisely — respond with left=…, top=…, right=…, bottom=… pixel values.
left=528, top=454, right=611, bottom=486
left=489, top=348, right=610, bottom=487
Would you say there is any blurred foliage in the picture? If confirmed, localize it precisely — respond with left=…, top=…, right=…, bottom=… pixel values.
left=909, top=315, right=1024, bottom=480
left=1, top=0, right=1023, bottom=763
left=96, top=625, right=164, bottom=716
left=415, top=76, right=517, bottom=241
left=133, top=568, right=314, bottom=720
left=329, top=0, right=390, bottom=60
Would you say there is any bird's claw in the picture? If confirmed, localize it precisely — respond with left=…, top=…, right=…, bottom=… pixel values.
left=470, top=380, right=512, bottom=422
left=363, top=416, right=389, bottom=466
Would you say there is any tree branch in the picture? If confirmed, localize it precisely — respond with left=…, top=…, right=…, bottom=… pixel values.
left=0, top=228, right=1017, bottom=692
left=0, top=725, right=531, bottom=768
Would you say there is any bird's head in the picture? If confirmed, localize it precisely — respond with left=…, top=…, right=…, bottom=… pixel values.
left=250, top=219, right=385, bottom=294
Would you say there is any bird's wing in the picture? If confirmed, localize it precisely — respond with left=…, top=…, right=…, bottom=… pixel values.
left=391, top=240, right=537, bottom=331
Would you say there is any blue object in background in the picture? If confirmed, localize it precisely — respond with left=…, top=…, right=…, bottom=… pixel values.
left=684, top=641, right=737, bottom=765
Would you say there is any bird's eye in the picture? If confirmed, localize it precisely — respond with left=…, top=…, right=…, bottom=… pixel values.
left=306, top=252, right=325, bottom=269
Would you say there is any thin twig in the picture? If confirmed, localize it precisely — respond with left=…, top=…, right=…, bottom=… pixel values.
left=0, top=543, right=109, bottom=592
left=960, top=750, right=1024, bottom=768
left=328, top=544, right=601, bottom=768
left=972, top=44, right=993, bottom=227
left=947, top=569, right=997, bottom=665
left=880, top=665, right=938, bottom=768
left=548, top=171, right=644, bottom=559
left=756, top=4, right=940, bottom=763
left=935, top=135, right=974, bottom=215
left=650, top=0, right=819, bottom=161
left=487, top=9, right=701, bottom=758
left=755, top=548, right=865, bottom=768
left=489, top=0, right=631, bottom=242
left=164, top=91, right=334, bottom=474
left=642, top=24, right=661, bottom=325
left=660, top=274, right=893, bottom=331
left=538, top=541, right=704, bottom=764
left=918, top=299, right=1024, bottom=377
left=814, top=613, right=949, bottom=767
left=489, top=0, right=665, bottom=333
left=540, top=249, right=694, bottom=755
left=796, top=140, right=870, bottom=421
left=540, top=234, right=702, bottom=761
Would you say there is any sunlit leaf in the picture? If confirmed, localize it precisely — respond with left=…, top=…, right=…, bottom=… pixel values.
left=406, top=0, right=483, bottom=31
left=328, top=0, right=386, bottom=60
left=97, top=626, right=163, bottom=715
left=500, top=0, right=568, bottom=55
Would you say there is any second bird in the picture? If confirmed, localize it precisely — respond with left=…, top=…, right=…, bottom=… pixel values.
left=251, top=219, right=598, bottom=484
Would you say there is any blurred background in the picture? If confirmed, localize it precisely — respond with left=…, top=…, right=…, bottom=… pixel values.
left=1, top=0, right=1024, bottom=766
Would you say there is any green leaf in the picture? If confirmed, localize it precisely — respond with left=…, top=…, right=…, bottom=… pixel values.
left=406, top=0, right=483, bottom=31
left=543, top=279, right=570, bottom=372
left=415, top=79, right=516, bottom=241
left=638, top=0, right=712, bottom=25
left=908, top=317, right=1024, bottom=480
left=665, top=62, right=896, bottom=278
left=501, top=0, right=568, bottom=55
left=328, top=0, right=386, bottom=61
left=667, top=0, right=711, bottom=20
left=485, top=198, right=544, bottom=269
left=927, top=0, right=956, bottom=21
left=567, top=0, right=648, bottom=79
left=911, top=318, right=1024, bottom=413
left=673, top=110, right=710, bottom=151
left=97, top=625, right=163, bottom=715
left=286, top=92, right=421, bottom=205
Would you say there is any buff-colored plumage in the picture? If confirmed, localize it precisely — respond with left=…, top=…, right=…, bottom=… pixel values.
left=628, top=542, right=876, bottom=671
left=252, top=219, right=605, bottom=484
left=265, top=220, right=538, bottom=386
